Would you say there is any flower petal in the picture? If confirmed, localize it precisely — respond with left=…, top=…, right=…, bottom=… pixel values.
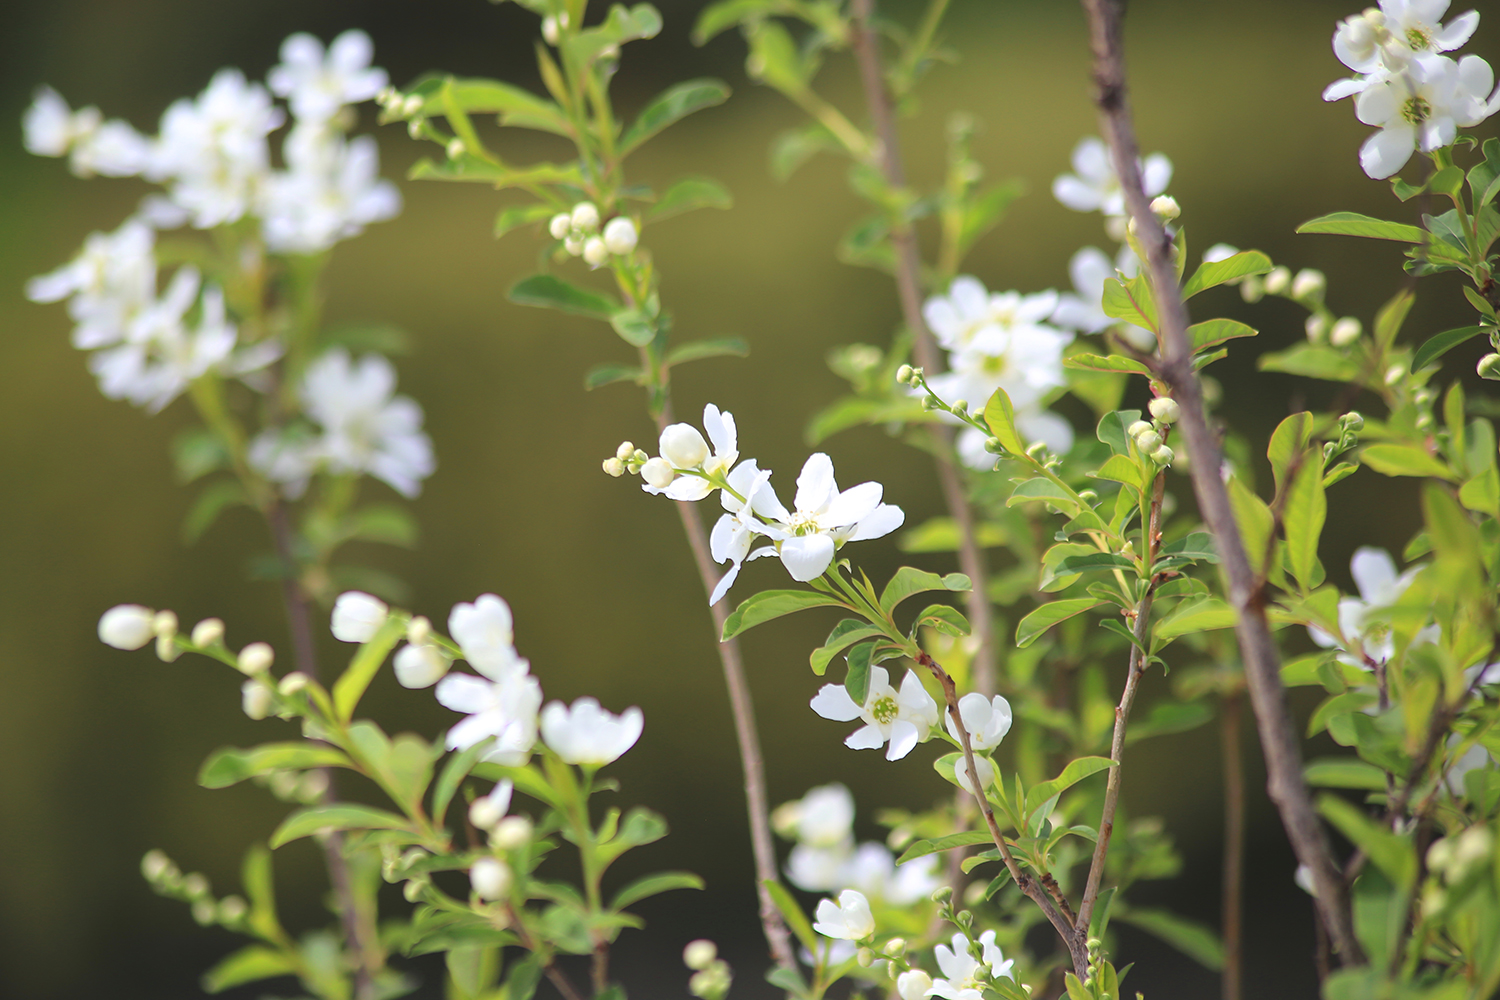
left=794, top=453, right=837, bottom=513
left=1360, top=125, right=1415, bottom=179
left=845, top=724, right=888, bottom=751
left=847, top=503, right=905, bottom=542
left=822, top=481, right=883, bottom=527
left=885, top=720, right=920, bottom=760
left=780, top=534, right=836, bottom=582
left=810, top=683, right=862, bottom=722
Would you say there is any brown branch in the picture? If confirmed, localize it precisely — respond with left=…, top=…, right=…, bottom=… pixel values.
left=1078, top=0, right=1363, bottom=966
left=1221, top=692, right=1245, bottom=1000
left=916, top=650, right=1090, bottom=978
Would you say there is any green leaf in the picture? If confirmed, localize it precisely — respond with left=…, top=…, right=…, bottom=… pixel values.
left=810, top=619, right=884, bottom=675
left=508, top=274, right=620, bottom=320
left=721, top=589, right=846, bottom=640
left=767, top=122, right=840, bottom=180
left=1267, top=412, right=1312, bottom=494
left=1317, top=795, right=1416, bottom=889
left=879, top=566, right=970, bottom=613
left=914, top=603, right=970, bottom=637
left=1115, top=908, right=1224, bottom=971
left=894, top=830, right=995, bottom=865
left=837, top=213, right=894, bottom=273
left=269, top=803, right=413, bottom=848
left=563, top=3, right=663, bottom=67
left=346, top=505, right=419, bottom=548
left=610, top=871, right=704, bottom=909
left=763, top=880, right=818, bottom=953
left=899, top=516, right=1009, bottom=552
left=1361, top=444, right=1454, bottom=480
left=1006, top=477, right=1082, bottom=516
left=331, top=616, right=408, bottom=723
left=1459, top=466, right=1500, bottom=516
left=1181, top=250, right=1272, bottom=298
left=646, top=175, right=733, bottom=222
left=1062, top=353, right=1152, bottom=375
left=184, top=479, right=249, bottom=543
left=173, top=427, right=230, bottom=483
left=1304, top=757, right=1389, bottom=790
left=1411, top=325, right=1486, bottom=372
left=198, top=743, right=352, bottom=789
left=691, top=0, right=772, bottom=44
left=844, top=641, right=875, bottom=704
left=1296, top=212, right=1426, bottom=243
left=1017, top=599, right=1104, bottom=648
left=665, top=336, right=748, bottom=366
left=430, top=76, right=571, bottom=136
left=1284, top=450, right=1327, bottom=591
left=1154, top=598, right=1236, bottom=641
left=743, top=19, right=810, bottom=92
left=1373, top=289, right=1414, bottom=351
left=431, top=741, right=488, bottom=825
left=1187, top=318, right=1257, bottom=352
left=620, top=79, right=729, bottom=155
left=201, top=945, right=297, bottom=993
left=1257, top=344, right=1362, bottom=382
left=1101, top=276, right=1157, bottom=331
left=1025, top=756, right=1116, bottom=813
left=957, top=180, right=1026, bottom=257
left=983, top=387, right=1027, bottom=455
left=584, top=363, right=643, bottom=390
left=493, top=202, right=557, bottom=240
left=609, top=308, right=657, bottom=347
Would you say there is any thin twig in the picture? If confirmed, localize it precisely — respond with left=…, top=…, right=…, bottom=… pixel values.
left=1078, top=0, right=1363, bottom=966
left=1221, top=692, right=1245, bottom=1000
left=1076, top=469, right=1165, bottom=933
left=916, top=650, right=1090, bottom=979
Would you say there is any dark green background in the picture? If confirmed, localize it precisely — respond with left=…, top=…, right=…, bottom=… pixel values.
left=2, top=1, right=1494, bottom=997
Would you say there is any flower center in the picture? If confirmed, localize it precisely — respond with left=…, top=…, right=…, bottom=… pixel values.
left=871, top=695, right=899, bottom=724
left=790, top=512, right=822, bottom=536
left=1402, top=96, right=1431, bottom=124
left=1405, top=26, right=1431, bottom=50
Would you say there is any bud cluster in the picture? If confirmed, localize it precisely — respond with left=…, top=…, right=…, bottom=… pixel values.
left=683, top=939, right=733, bottom=1000
left=140, top=849, right=250, bottom=930
left=549, top=202, right=638, bottom=266
left=1129, top=405, right=1175, bottom=467
left=1323, top=410, right=1366, bottom=464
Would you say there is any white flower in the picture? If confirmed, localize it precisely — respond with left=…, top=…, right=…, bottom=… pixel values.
left=944, top=693, right=1013, bottom=751
left=750, top=453, right=904, bottom=582
left=1052, top=136, right=1172, bottom=219
left=540, top=697, right=644, bottom=766
left=72, top=119, right=152, bottom=178
left=23, top=87, right=100, bottom=158
left=778, top=782, right=855, bottom=847
left=394, top=642, right=451, bottom=689
left=241, top=679, right=274, bottom=720
left=811, top=889, right=875, bottom=940
left=331, top=591, right=389, bottom=642
left=953, top=754, right=996, bottom=796
left=1347, top=54, right=1492, bottom=178
left=640, top=457, right=675, bottom=489
left=436, top=669, right=543, bottom=765
left=469, top=779, right=514, bottom=830
left=99, top=605, right=156, bottom=649
left=923, top=277, right=1059, bottom=356
left=470, top=857, right=512, bottom=900
left=29, top=219, right=158, bottom=357
left=1333, top=2, right=1480, bottom=78
left=268, top=30, right=388, bottom=123
left=841, top=843, right=942, bottom=906
left=810, top=666, right=939, bottom=761
left=898, top=970, right=933, bottom=1000
left=261, top=127, right=401, bottom=254
left=787, top=844, right=851, bottom=892
left=1308, top=547, right=1436, bottom=665
left=928, top=931, right=1014, bottom=1000
left=448, top=594, right=528, bottom=681
left=644, top=404, right=741, bottom=501
left=603, top=216, right=638, bottom=254
left=708, top=461, right=776, bottom=605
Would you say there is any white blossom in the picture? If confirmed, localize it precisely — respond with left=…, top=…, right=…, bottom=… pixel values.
left=470, top=857, right=512, bottom=900
left=448, top=594, right=528, bottom=681
left=540, top=697, right=644, bottom=766
left=927, top=931, right=1014, bottom=1000
left=99, top=605, right=156, bottom=650
left=23, top=87, right=99, bottom=158
left=268, top=30, right=388, bottom=124
left=811, top=889, right=875, bottom=940
left=775, top=783, right=855, bottom=847
left=749, top=453, right=904, bottom=582
left=603, top=216, right=638, bottom=254
left=469, top=779, right=514, bottom=830
left=394, top=641, right=451, bottom=689
left=261, top=126, right=401, bottom=254
left=810, top=666, right=939, bottom=761
left=898, top=970, right=933, bottom=1000
left=953, top=754, right=996, bottom=796
left=944, top=693, right=1013, bottom=751
left=1308, top=547, right=1436, bottom=666
left=644, top=404, right=741, bottom=501
left=436, top=669, right=543, bottom=765
left=1052, top=136, right=1172, bottom=221
left=707, top=460, right=776, bottom=605
left=1348, top=54, right=1493, bottom=178
left=331, top=590, right=389, bottom=642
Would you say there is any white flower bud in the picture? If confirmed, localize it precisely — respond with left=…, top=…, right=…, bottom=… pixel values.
left=659, top=423, right=710, bottom=468
left=470, top=795, right=507, bottom=831
left=1330, top=317, right=1362, bottom=346
left=401, top=94, right=424, bottom=117
left=491, top=815, right=533, bottom=850
left=1384, top=363, right=1406, bottom=386
left=141, top=850, right=172, bottom=882
left=241, top=680, right=273, bottom=720
left=683, top=939, right=718, bottom=971
left=1127, top=420, right=1153, bottom=438
left=1150, top=195, right=1180, bottom=220
left=181, top=873, right=210, bottom=898
left=542, top=15, right=561, bottom=45
left=1264, top=266, right=1291, bottom=294
left=331, top=591, right=389, bottom=643
left=603, top=216, right=638, bottom=255
left=603, top=457, right=626, bottom=477
left=446, top=138, right=465, bottom=160
left=549, top=213, right=572, bottom=240
left=1148, top=397, right=1180, bottom=423
left=99, top=605, right=156, bottom=650
left=1305, top=314, right=1329, bottom=342
left=237, top=642, right=274, bottom=675
left=882, top=938, right=906, bottom=957
left=616, top=440, right=635, bottom=461
left=1134, top=430, right=1162, bottom=453
left=582, top=236, right=609, bottom=266
left=190, top=618, right=224, bottom=647
left=897, top=969, right=933, bottom=1000
left=218, top=896, right=247, bottom=924
left=156, top=632, right=181, bottom=662
left=297, top=769, right=329, bottom=802
left=394, top=642, right=450, bottom=689
left=950, top=398, right=969, bottom=414
left=641, top=457, right=676, bottom=489
left=192, top=899, right=217, bottom=926
left=1151, top=444, right=1175, bottom=466
left=564, top=236, right=584, bottom=256
left=278, top=672, right=309, bottom=696
left=407, top=615, right=431, bottom=644
left=895, top=364, right=913, bottom=384
left=470, top=857, right=512, bottom=900
left=570, top=201, right=600, bottom=232
left=1291, top=269, right=1326, bottom=300
left=1240, top=274, right=1265, bottom=303
left=407, top=120, right=422, bottom=139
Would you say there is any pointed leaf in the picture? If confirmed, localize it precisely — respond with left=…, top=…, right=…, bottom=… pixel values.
left=665, top=336, right=748, bottom=366
left=620, top=80, right=730, bottom=155
left=509, top=274, right=620, bottom=320
left=983, top=387, right=1027, bottom=455
left=721, top=590, right=846, bottom=640
left=895, top=830, right=995, bottom=864
left=1373, top=289, right=1414, bottom=350
left=763, top=880, right=817, bottom=953
left=844, top=641, right=875, bottom=705
left=1284, top=450, right=1327, bottom=590
left=1304, top=757, right=1389, bottom=790
left=584, top=363, right=643, bottom=390
left=646, top=175, right=733, bottom=222
left=332, top=616, right=408, bottom=722
left=199, top=743, right=352, bottom=789
left=1267, top=412, right=1313, bottom=494
left=201, top=945, right=297, bottom=993
left=1115, top=908, right=1225, bottom=971
left=1412, top=325, right=1487, bottom=372
left=1361, top=444, right=1454, bottom=480
left=1187, top=318, right=1257, bottom=352
left=1318, top=795, right=1416, bottom=889
left=269, top=804, right=414, bottom=848
left=1017, top=599, right=1104, bottom=648
left=1297, top=212, right=1426, bottom=242
left=1063, top=353, right=1152, bottom=375
left=810, top=619, right=885, bottom=675
left=1181, top=250, right=1272, bottom=298
left=1025, top=756, right=1116, bottom=814
left=610, top=871, right=704, bottom=909
left=879, top=566, right=970, bottom=613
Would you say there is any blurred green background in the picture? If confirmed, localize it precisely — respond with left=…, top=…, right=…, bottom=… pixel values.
left=2, top=1, right=1496, bottom=997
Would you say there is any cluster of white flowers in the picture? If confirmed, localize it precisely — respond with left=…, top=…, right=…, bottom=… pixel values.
left=549, top=201, right=639, bottom=266
left=249, top=349, right=435, bottom=498
left=607, top=404, right=904, bottom=602
left=25, top=31, right=401, bottom=413
left=772, top=784, right=941, bottom=903
left=1322, top=2, right=1499, bottom=178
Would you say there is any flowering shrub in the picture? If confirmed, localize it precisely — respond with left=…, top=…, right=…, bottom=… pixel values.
left=23, top=1, right=1500, bottom=1000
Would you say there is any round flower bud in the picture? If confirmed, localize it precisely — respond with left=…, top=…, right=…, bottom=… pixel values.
left=920, top=396, right=936, bottom=411
left=950, top=398, right=969, bottom=414
left=1330, top=317, right=1362, bottom=346
left=856, top=948, right=875, bottom=968
left=931, top=885, right=952, bottom=904
left=1127, top=420, right=1154, bottom=438
left=241, top=680, right=273, bottom=720
left=602, top=457, right=625, bottom=477
left=1148, top=397, right=1180, bottom=423
left=564, top=236, right=584, bottom=256
left=570, top=201, right=600, bottom=232
left=156, top=632, right=181, bottom=663
left=190, top=618, right=224, bottom=647
left=541, top=15, right=560, bottom=45
left=192, top=899, right=217, bottom=926
left=218, top=895, right=248, bottom=924
left=331, top=591, right=389, bottom=643
left=1264, top=266, right=1291, bottom=295
left=278, top=672, right=309, bottom=696
left=683, top=939, right=717, bottom=971
left=1341, top=411, right=1365, bottom=432
left=237, top=642, right=274, bottom=675
left=150, top=609, right=177, bottom=637
left=469, top=795, right=507, bottom=831
left=895, top=364, right=913, bottom=384
left=99, top=605, right=156, bottom=650
left=549, top=213, right=572, bottom=240
left=882, top=938, right=906, bottom=957
left=1149, top=195, right=1180, bottom=220
left=1291, top=269, right=1326, bottom=300
left=1305, top=314, right=1329, bottom=343
left=446, top=138, right=465, bottom=160
left=1239, top=274, right=1265, bottom=303
left=1384, top=363, right=1405, bottom=386
left=640, top=457, right=675, bottom=489
left=659, top=423, right=710, bottom=468
left=406, top=616, right=431, bottom=644
left=394, top=642, right=450, bottom=689
left=1134, top=430, right=1162, bottom=453
left=141, top=850, right=173, bottom=883
left=897, top=969, right=933, bottom=1000
left=1479, top=354, right=1500, bottom=381
left=401, top=94, right=424, bottom=117
left=181, top=873, right=210, bottom=898
left=1151, top=444, right=1175, bottom=466
left=603, top=216, right=638, bottom=255
left=492, top=815, right=533, bottom=850
left=297, top=769, right=329, bottom=802
left=616, top=440, right=635, bottom=461
left=983, top=436, right=1004, bottom=454
left=582, top=236, right=609, bottom=267
left=470, top=857, right=512, bottom=900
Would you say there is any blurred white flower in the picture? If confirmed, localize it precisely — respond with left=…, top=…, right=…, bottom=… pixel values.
left=261, top=126, right=401, bottom=254
left=469, top=779, right=514, bottom=830
left=436, top=669, right=543, bottom=766
left=776, top=783, right=855, bottom=847
left=23, top=87, right=100, bottom=158
left=1348, top=54, right=1493, bottom=178
left=540, top=697, right=644, bottom=766
left=810, top=666, right=939, bottom=761
left=929, top=931, right=1014, bottom=1000
left=99, top=605, right=156, bottom=650
left=449, top=594, right=528, bottom=681
left=469, top=857, right=512, bottom=900
left=394, top=641, right=451, bottom=689
left=1308, top=547, right=1437, bottom=666
left=1052, top=136, right=1172, bottom=220
left=811, top=889, right=874, bottom=940
left=331, top=590, right=389, bottom=643
left=749, top=453, right=904, bottom=582
left=268, top=30, right=388, bottom=123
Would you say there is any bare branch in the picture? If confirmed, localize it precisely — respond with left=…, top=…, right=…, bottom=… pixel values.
left=1222, top=692, right=1245, bottom=1000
